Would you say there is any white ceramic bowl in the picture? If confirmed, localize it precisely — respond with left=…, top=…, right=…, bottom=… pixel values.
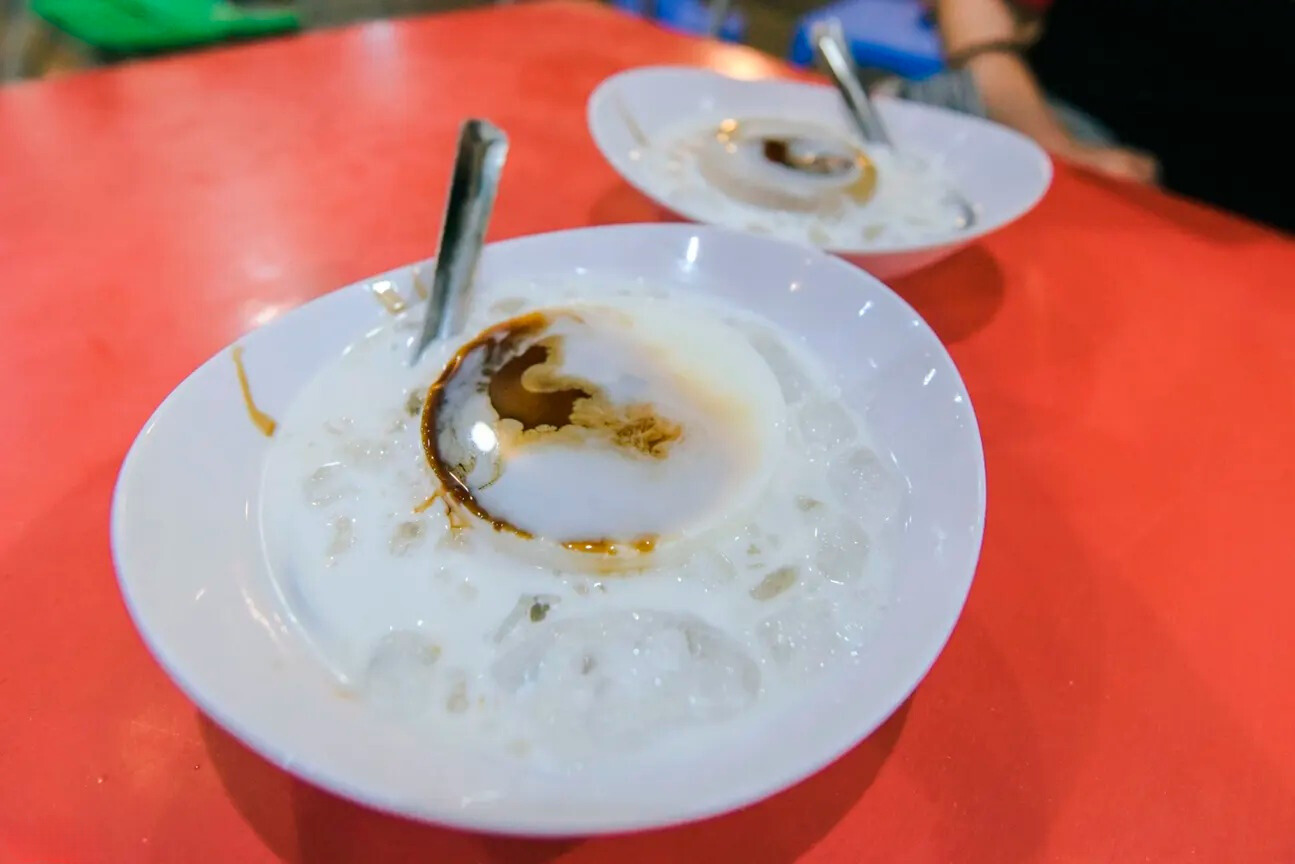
left=111, top=224, right=985, bottom=835
left=588, top=66, right=1052, bottom=280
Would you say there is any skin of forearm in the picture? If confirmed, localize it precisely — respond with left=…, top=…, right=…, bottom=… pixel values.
left=965, top=52, right=1076, bottom=151
left=936, top=0, right=1017, bottom=50
left=936, top=0, right=1076, bottom=152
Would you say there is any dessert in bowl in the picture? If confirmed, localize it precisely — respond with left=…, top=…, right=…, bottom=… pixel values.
left=112, top=224, right=985, bottom=833
left=588, top=66, right=1053, bottom=279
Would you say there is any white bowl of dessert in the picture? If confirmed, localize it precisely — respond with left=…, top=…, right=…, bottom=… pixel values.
left=111, top=223, right=985, bottom=834
left=588, top=66, right=1052, bottom=279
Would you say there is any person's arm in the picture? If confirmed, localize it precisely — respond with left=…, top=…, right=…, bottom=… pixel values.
left=935, top=0, right=1158, bottom=183
left=937, top=0, right=1073, bottom=151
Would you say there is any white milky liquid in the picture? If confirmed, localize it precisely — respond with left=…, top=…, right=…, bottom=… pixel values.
left=642, top=117, right=968, bottom=249
left=258, top=278, right=904, bottom=761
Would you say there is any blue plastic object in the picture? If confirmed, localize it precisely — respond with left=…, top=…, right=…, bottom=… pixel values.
left=790, top=0, right=945, bottom=80
left=613, top=0, right=746, bottom=43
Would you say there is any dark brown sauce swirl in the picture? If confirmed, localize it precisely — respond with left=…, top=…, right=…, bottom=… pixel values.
left=420, top=309, right=678, bottom=560
left=488, top=342, right=591, bottom=430
left=421, top=313, right=549, bottom=539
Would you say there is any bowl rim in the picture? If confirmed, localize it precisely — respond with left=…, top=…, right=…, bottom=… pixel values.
left=587, top=64, right=1054, bottom=257
left=110, top=223, right=988, bottom=835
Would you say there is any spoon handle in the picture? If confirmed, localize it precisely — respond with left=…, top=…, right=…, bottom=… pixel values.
left=411, top=119, right=509, bottom=365
left=811, top=19, right=893, bottom=148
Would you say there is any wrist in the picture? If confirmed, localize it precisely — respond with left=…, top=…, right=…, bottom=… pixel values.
left=946, top=38, right=1028, bottom=68
left=1040, top=135, right=1086, bottom=158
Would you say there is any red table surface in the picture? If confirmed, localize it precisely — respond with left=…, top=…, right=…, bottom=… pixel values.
left=2, top=2, right=1293, bottom=861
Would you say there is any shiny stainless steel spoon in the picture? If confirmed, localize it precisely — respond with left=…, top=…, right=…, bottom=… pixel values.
left=411, top=118, right=510, bottom=365
left=811, top=18, right=977, bottom=229
left=811, top=18, right=892, bottom=147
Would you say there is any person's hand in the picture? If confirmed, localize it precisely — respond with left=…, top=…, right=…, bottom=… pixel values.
left=1060, top=142, right=1160, bottom=185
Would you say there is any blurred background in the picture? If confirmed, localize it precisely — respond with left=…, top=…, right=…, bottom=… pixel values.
left=1, top=0, right=817, bottom=78
left=2, top=0, right=1288, bottom=230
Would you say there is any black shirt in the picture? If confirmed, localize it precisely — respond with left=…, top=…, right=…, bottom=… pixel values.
left=1027, top=0, right=1293, bottom=231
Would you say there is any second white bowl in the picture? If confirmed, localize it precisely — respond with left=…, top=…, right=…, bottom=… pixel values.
left=588, top=66, right=1053, bottom=279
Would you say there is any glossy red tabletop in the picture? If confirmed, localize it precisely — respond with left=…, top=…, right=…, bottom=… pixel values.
left=2, top=3, right=1293, bottom=861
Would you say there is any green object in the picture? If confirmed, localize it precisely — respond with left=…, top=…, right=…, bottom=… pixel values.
left=30, top=0, right=299, bottom=53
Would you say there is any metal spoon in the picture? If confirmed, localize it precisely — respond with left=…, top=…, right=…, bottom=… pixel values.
left=811, top=18, right=892, bottom=147
left=811, top=18, right=976, bottom=229
left=410, top=119, right=509, bottom=366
